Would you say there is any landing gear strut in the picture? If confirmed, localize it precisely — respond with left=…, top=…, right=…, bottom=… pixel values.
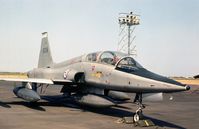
left=133, top=93, right=145, bottom=122
left=117, top=93, right=155, bottom=126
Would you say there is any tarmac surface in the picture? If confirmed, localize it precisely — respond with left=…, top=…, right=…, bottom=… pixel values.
left=0, top=82, right=198, bottom=129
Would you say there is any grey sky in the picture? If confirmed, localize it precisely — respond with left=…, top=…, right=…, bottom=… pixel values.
left=0, top=0, right=198, bottom=77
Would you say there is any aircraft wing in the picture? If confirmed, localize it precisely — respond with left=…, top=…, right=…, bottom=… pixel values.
left=52, top=79, right=74, bottom=85
left=0, top=78, right=73, bottom=85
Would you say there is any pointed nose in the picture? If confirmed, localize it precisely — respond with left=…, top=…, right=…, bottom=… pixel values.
left=185, top=85, right=191, bottom=91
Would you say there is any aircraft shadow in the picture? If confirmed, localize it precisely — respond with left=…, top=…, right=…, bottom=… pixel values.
left=0, top=95, right=186, bottom=129
left=79, top=106, right=185, bottom=129
left=0, top=101, right=11, bottom=108
left=145, top=116, right=186, bottom=129
left=3, top=101, right=46, bottom=111
left=42, top=95, right=186, bottom=129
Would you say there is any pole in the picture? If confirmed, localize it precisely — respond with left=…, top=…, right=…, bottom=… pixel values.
left=128, top=25, right=131, bottom=55
left=118, top=12, right=140, bottom=56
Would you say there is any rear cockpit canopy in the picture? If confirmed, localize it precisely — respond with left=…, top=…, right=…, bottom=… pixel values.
left=86, top=52, right=99, bottom=62
left=85, top=51, right=143, bottom=69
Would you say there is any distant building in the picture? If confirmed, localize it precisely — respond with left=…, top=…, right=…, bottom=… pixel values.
left=193, top=75, right=199, bottom=79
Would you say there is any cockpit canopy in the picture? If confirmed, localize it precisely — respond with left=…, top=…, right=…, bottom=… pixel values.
left=116, top=57, right=143, bottom=70
left=85, top=51, right=143, bottom=70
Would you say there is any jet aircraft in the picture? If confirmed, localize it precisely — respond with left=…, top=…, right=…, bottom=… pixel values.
left=0, top=32, right=190, bottom=122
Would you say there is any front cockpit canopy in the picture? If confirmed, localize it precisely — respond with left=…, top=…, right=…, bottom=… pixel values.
left=115, top=57, right=143, bottom=71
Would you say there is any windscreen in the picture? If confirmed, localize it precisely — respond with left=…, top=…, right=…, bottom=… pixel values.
left=116, top=57, right=143, bottom=70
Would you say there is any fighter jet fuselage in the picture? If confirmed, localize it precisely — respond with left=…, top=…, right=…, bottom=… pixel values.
left=28, top=51, right=189, bottom=94
left=0, top=32, right=190, bottom=122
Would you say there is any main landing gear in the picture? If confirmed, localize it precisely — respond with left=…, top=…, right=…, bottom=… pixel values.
left=133, top=93, right=145, bottom=122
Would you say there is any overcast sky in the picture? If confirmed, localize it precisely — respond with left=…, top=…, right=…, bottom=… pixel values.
left=0, top=0, right=198, bottom=77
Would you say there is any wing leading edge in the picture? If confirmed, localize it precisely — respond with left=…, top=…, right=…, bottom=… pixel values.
left=0, top=77, right=73, bottom=85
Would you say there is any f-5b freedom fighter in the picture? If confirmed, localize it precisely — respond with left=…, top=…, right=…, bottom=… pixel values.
left=0, top=32, right=190, bottom=122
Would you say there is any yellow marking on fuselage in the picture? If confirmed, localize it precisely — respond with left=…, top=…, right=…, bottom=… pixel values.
left=91, top=72, right=103, bottom=78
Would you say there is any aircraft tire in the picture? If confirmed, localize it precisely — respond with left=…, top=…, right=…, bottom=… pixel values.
left=133, top=113, right=140, bottom=122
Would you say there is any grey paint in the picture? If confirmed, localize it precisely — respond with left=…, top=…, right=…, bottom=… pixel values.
left=29, top=33, right=189, bottom=94
left=38, top=32, right=54, bottom=68
left=13, top=86, right=40, bottom=102
left=74, top=94, right=115, bottom=108
left=1, top=32, right=190, bottom=107
left=107, top=91, right=130, bottom=100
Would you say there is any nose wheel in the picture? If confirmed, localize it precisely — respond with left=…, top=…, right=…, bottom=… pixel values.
left=133, top=105, right=144, bottom=122
left=133, top=93, right=145, bottom=122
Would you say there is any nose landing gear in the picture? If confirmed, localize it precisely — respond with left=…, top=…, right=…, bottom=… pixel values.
left=134, top=105, right=145, bottom=122
left=131, top=93, right=155, bottom=127
left=116, top=93, right=155, bottom=127
left=133, top=93, right=145, bottom=122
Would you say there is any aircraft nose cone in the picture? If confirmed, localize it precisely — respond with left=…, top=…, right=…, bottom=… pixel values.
left=185, top=85, right=191, bottom=91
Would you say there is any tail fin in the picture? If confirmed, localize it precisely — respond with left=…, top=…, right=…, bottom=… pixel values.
left=38, top=32, right=54, bottom=68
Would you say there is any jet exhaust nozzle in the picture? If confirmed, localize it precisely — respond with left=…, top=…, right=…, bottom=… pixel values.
left=13, top=87, right=40, bottom=102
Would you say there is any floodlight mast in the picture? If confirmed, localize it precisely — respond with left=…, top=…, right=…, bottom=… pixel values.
left=118, top=12, right=140, bottom=56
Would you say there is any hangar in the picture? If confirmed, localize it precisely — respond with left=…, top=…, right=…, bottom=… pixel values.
left=194, top=75, right=199, bottom=79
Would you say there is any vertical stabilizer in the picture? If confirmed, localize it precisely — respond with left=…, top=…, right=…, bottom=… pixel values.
left=38, top=32, right=54, bottom=68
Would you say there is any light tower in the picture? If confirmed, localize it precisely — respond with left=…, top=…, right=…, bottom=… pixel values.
left=118, top=12, right=140, bottom=56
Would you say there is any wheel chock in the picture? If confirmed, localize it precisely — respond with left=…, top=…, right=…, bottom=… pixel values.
left=134, top=119, right=155, bottom=127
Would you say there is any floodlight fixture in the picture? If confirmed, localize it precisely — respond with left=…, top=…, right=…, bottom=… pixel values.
left=118, top=12, right=140, bottom=56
